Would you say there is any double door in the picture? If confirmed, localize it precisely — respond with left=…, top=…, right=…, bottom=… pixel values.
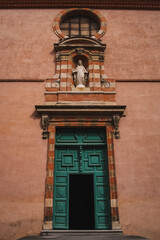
left=53, top=128, right=111, bottom=229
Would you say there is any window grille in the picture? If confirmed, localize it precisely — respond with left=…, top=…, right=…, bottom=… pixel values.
left=60, top=14, right=100, bottom=38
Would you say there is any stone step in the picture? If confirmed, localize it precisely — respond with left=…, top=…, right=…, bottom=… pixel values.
left=41, top=230, right=123, bottom=235
left=17, top=231, right=150, bottom=240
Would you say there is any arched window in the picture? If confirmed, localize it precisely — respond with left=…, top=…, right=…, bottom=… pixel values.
left=60, top=12, right=100, bottom=38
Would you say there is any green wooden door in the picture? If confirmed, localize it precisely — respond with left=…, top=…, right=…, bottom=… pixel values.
left=53, top=128, right=111, bottom=229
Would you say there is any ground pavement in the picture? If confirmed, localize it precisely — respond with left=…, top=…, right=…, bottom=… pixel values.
left=17, top=230, right=150, bottom=240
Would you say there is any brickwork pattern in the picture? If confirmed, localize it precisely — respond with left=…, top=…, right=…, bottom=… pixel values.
left=45, top=8, right=116, bottom=105
left=106, top=127, right=119, bottom=223
left=53, top=8, right=107, bottom=40
left=44, top=127, right=56, bottom=226
left=45, top=50, right=116, bottom=103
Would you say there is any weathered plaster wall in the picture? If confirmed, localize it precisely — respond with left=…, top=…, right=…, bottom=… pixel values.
left=1, top=82, right=160, bottom=240
left=0, top=9, right=160, bottom=80
left=0, top=8, right=160, bottom=240
left=115, top=82, right=160, bottom=240
left=0, top=82, right=47, bottom=240
left=101, top=10, right=160, bottom=80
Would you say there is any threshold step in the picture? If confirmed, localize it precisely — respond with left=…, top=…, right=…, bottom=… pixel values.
left=18, top=232, right=150, bottom=240
left=41, top=229, right=123, bottom=235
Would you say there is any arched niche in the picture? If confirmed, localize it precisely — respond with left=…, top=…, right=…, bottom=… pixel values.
left=72, top=55, right=89, bottom=87
left=72, top=55, right=89, bottom=70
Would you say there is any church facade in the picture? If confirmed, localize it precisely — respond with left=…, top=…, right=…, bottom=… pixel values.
left=0, top=1, right=160, bottom=240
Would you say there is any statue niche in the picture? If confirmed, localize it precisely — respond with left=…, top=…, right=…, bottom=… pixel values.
left=73, top=60, right=88, bottom=88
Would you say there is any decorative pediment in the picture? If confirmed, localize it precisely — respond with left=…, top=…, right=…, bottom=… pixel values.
left=58, top=37, right=104, bottom=46
left=54, top=37, right=106, bottom=52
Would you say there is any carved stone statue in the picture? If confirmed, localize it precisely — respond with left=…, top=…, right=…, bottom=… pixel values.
left=73, top=60, right=88, bottom=88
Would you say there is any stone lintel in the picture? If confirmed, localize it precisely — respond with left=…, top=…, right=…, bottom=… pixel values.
left=35, top=104, right=126, bottom=116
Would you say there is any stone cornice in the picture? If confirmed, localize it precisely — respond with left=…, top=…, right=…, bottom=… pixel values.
left=0, top=0, right=159, bottom=10
left=35, top=104, right=126, bottom=116
left=35, top=104, right=126, bottom=139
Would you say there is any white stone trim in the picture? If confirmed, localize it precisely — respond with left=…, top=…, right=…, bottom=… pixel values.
left=89, top=73, right=93, bottom=78
left=109, top=170, right=115, bottom=177
left=103, top=91, right=116, bottom=94
left=61, top=73, right=68, bottom=78
left=46, top=82, right=51, bottom=88
left=67, top=73, right=72, bottom=77
left=57, top=91, right=104, bottom=94
left=102, top=74, right=107, bottom=79
left=101, top=65, right=104, bottom=70
left=49, top=144, right=54, bottom=151
left=94, top=82, right=101, bottom=87
left=94, top=73, right=100, bottom=78
left=89, top=82, right=94, bottom=87
left=68, top=64, right=72, bottom=70
left=49, top=132, right=56, bottom=138
left=110, top=82, right=115, bottom=87
left=45, top=91, right=116, bottom=94
left=94, top=65, right=100, bottom=70
left=51, top=83, right=59, bottom=88
left=61, top=65, right=68, bottom=69
left=111, top=199, right=118, bottom=208
left=99, top=29, right=103, bottom=35
left=45, top=198, right=53, bottom=207
left=57, top=29, right=61, bottom=35
left=101, top=22, right=106, bottom=27
left=53, top=73, right=60, bottom=79
left=43, top=222, right=52, bottom=230
left=60, top=82, right=67, bottom=87
left=67, top=82, right=74, bottom=87
left=48, top=170, right=54, bottom=177
left=112, top=221, right=121, bottom=230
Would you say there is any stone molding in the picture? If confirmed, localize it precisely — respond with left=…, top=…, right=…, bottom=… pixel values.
left=43, top=123, right=121, bottom=229
left=36, top=104, right=126, bottom=139
left=36, top=104, right=126, bottom=115
left=47, top=35, right=115, bottom=98
left=53, top=9, right=107, bottom=40
left=0, top=0, right=159, bottom=10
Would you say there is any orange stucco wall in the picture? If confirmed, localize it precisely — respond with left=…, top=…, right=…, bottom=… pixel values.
left=115, top=82, right=160, bottom=240
left=0, top=82, right=47, bottom=240
left=0, top=8, right=160, bottom=240
left=0, top=9, right=160, bottom=80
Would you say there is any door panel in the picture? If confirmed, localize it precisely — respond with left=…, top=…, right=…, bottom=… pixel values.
left=56, top=147, right=79, bottom=172
left=53, top=172, right=68, bottom=229
left=94, top=172, right=111, bottom=229
left=53, top=128, right=111, bottom=229
left=83, top=146, right=111, bottom=229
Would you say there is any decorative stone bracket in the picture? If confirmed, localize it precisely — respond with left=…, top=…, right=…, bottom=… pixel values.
left=36, top=105, right=126, bottom=140
left=76, top=48, right=84, bottom=55
left=113, top=115, right=121, bottom=139
left=41, top=115, right=49, bottom=139
left=100, top=75, right=110, bottom=88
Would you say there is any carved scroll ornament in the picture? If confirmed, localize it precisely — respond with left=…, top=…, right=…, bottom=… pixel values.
left=41, top=115, right=49, bottom=139
left=113, top=115, right=120, bottom=139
